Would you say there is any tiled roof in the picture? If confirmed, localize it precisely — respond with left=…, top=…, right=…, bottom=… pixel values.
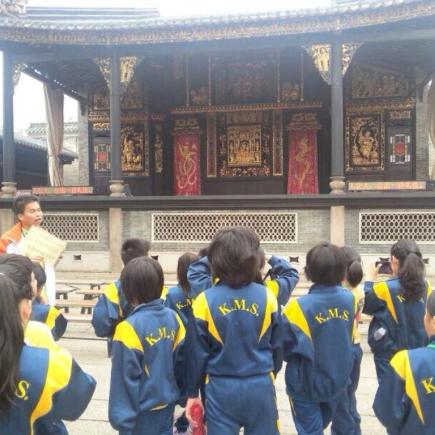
left=26, top=122, right=78, bottom=136
left=0, top=1, right=428, bottom=31
left=0, top=133, right=78, bottom=161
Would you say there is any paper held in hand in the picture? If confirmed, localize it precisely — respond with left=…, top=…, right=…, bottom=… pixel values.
left=18, top=226, right=67, bottom=266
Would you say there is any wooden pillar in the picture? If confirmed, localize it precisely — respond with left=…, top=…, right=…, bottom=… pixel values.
left=109, top=52, right=125, bottom=196
left=1, top=51, right=17, bottom=197
left=329, top=40, right=346, bottom=194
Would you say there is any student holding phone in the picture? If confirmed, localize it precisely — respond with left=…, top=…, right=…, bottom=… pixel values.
left=363, top=239, right=430, bottom=383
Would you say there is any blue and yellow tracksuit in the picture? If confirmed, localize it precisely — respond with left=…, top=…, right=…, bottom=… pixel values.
left=109, top=299, right=185, bottom=435
left=282, top=285, right=356, bottom=435
left=164, top=284, right=193, bottom=326
left=185, top=282, right=282, bottom=435
left=0, top=344, right=96, bottom=435
left=187, top=255, right=299, bottom=305
left=31, top=301, right=68, bottom=341
left=331, top=286, right=365, bottom=435
left=92, top=279, right=130, bottom=338
left=373, top=338, right=435, bottom=434
left=363, top=278, right=430, bottom=382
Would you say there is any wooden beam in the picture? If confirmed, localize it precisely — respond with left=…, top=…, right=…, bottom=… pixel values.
left=23, top=66, right=87, bottom=106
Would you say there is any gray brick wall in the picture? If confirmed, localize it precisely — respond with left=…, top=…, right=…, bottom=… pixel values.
left=345, top=208, right=435, bottom=255
left=122, top=209, right=330, bottom=254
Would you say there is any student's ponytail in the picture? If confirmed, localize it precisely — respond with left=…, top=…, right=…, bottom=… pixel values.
left=0, top=275, right=25, bottom=414
left=347, top=260, right=364, bottom=288
left=391, top=240, right=426, bottom=301
left=340, top=246, right=363, bottom=288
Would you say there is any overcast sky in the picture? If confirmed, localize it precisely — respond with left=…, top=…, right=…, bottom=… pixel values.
left=1, top=0, right=331, bottom=135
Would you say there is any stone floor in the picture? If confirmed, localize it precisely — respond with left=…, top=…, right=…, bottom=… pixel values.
left=62, top=323, right=384, bottom=435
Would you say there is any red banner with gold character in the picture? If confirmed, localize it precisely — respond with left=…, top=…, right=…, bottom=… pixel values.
left=174, top=133, right=201, bottom=195
left=287, top=129, right=319, bottom=194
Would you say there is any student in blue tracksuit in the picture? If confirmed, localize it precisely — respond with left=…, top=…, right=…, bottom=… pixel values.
left=0, top=274, right=96, bottom=435
left=187, top=248, right=299, bottom=305
left=331, top=247, right=365, bottom=435
left=92, top=238, right=150, bottom=340
left=165, top=252, right=198, bottom=434
left=374, top=290, right=435, bottom=434
left=165, top=252, right=199, bottom=325
left=282, top=242, right=356, bottom=435
left=31, top=263, right=68, bottom=340
left=185, top=227, right=282, bottom=435
left=109, top=256, right=185, bottom=435
left=363, top=239, right=430, bottom=384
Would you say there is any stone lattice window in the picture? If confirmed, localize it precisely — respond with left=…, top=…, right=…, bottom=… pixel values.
left=42, top=214, right=99, bottom=242
left=152, top=212, right=297, bottom=243
left=359, top=211, right=435, bottom=243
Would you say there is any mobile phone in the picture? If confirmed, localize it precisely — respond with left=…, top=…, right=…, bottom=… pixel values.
left=375, top=260, right=392, bottom=275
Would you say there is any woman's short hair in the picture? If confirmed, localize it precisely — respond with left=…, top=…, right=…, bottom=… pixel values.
left=121, top=239, right=151, bottom=266
left=0, top=254, right=33, bottom=300
left=120, top=257, right=164, bottom=305
left=177, top=252, right=199, bottom=294
left=208, top=227, right=260, bottom=289
left=305, top=242, right=346, bottom=286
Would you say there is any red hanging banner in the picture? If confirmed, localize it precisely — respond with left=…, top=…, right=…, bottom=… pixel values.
left=287, top=113, right=320, bottom=194
left=174, top=133, right=201, bottom=196
left=287, top=129, right=319, bottom=194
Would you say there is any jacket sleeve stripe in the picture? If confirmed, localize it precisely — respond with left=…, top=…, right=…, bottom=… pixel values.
left=104, top=282, right=122, bottom=316
left=390, top=350, right=425, bottom=424
left=173, top=313, right=186, bottom=350
left=283, top=300, right=312, bottom=341
left=266, top=280, right=279, bottom=299
left=30, top=348, right=73, bottom=429
left=46, top=307, right=59, bottom=330
left=373, top=282, right=398, bottom=323
left=259, top=288, right=278, bottom=341
left=113, top=321, right=144, bottom=353
left=193, top=292, right=223, bottom=345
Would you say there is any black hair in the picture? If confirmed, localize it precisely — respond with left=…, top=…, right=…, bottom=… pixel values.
left=0, top=254, right=34, bottom=300
left=0, top=275, right=25, bottom=414
left=121, top=239, right=151, bottom=266
left=340, top=246, right=363, bottom=288
left=208, top=227, right=260, bottom=289
left=198, top=246, right=209, bottom=258
left=13, top=194, right=40, bottom=216
left=121, top=257, right=164, bottom=305
left=32, top=263, right=47, bottom=291
left=305, top=242, right=346, bottom=286
left=177, top=252, right=199, bottom=295
left=427, top=290, right=435, bottom=317
left=391, top=240, right=426, bottom=301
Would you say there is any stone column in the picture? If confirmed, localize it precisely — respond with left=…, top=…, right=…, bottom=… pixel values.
left=109, top=53, right=125, bottom=196
left=330, top=205, right=345, bottom=246
left=2, top=51, right=17, bottom=197
left=109, top=207, right=123, bottom=273
left=329, top=40, right=346, bottom=194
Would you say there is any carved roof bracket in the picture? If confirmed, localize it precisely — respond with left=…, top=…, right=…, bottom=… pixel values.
left=0, top=0, right=27, bottom=17
left=12, top=62, right=26, bottom=91
left=93, top=57, right=111, bottom=88
left=120, top=56, right=143, bottom=96
left=303, top=44, right=331, bottom=85
left=342, top=43, right=362, bottom=76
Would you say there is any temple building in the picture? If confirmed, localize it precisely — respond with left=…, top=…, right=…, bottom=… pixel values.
left=1, top=0, right=435, bottom=274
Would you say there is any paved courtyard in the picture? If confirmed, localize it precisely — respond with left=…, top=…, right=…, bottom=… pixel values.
left=62, top=323, right=384, bottom=435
